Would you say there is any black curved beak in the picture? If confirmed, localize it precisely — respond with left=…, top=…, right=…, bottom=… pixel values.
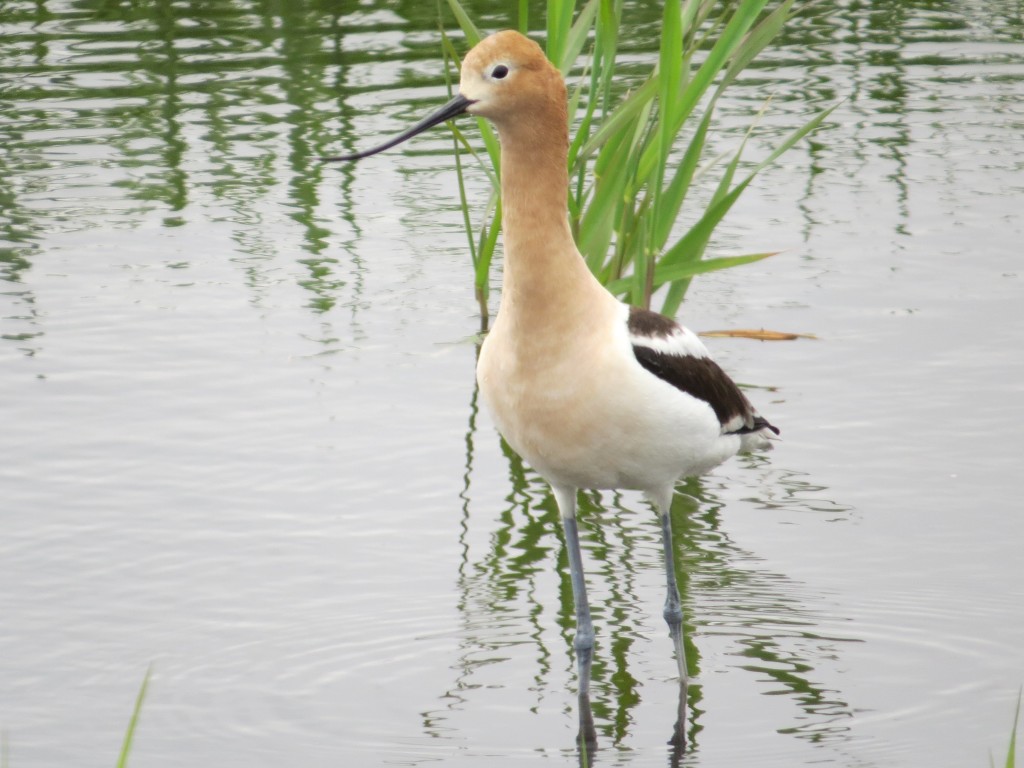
left=322, top=93, right=476, bottom=162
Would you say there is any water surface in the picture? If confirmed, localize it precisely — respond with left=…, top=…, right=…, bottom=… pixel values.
left=2, top=1, right=1023, bottom=766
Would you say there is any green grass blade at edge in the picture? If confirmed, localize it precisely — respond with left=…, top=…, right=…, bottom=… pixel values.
left=1005, top=688, right=1021, bottom=768
left=653, top=101, right=836, bottom=315
left=633, top=0, right=768, bottom=185
left=117, top=666, right=152, bottom=768
left=444, top=0, right=483, bottom=46
left=576, top=76, right=659, bottom=163
left=720, top=0, right=795, bottom=90
left=660, top=175, right=750, bottom=270
left=649, top=0, right=683, bottom=303
left=607, top=251, right=778, bottom=295
left=546, top=0, right=575, bottom=64
left=447, top=122, right=498, bottom=187
left=477, top=198, right=502, bottom=293
left=747, top=101, right=839, bottom=179
left=652, top=105, right=713, bottom=248
left=439, top=20, right=479, bottom=269
left=562, top=0, right=601, bottom=75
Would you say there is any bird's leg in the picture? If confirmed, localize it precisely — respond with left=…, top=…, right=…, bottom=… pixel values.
left=553, top=486, right=595, bottom=697
left=649, top=489, right=690, bottom=754
left=653, top=491, right=689, bottom=684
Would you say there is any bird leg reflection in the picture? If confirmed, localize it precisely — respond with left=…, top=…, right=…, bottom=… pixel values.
left=669, top=678, right=688, bottom=761
left=576, top=670, right=597, bottom=762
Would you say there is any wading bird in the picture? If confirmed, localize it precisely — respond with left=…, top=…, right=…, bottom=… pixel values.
left=326, top=30, right=778, bottom=696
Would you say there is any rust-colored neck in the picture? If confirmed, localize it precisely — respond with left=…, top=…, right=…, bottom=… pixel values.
left=495, top=111, right=606, bottom=330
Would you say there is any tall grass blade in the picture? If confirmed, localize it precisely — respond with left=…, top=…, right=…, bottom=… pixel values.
left=634, top=0, right=768, bottom=184
left=117, top=666, right=152, bottom=768
left=1005, top=689, right=1020, bottom=768
left=563, top=0, right=601, bottom=73
left=721, top=0, right=796, bottom=89
left=748, top=102, right=839, bottom=177
left=546, top=0, right=576, bottom=65
left=440, top=21, right=478, bottom=271
left=442, top=0, right=516, bottom=329
left=653, top=106, right=712, bottom=248
left=650, top=0, right=683, bottom=298
left=576, top=76, right=659, bottom=162
left=444, top=0, right=482, bottom=46
left=516, top=0, right=529, bottom=33
left=658, top=100, right=836, bottom=316
left=442, top=0, right=502, bottom=169
left=446, top=122, right=498, bottom=186
left=477, top=196, right=501, bottom=288
left=607, top=252, right=778, bottom=296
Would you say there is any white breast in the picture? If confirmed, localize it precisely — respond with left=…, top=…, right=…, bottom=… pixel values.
left=476, top=303, right=741, bottom=493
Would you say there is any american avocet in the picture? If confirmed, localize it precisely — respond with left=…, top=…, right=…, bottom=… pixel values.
left=326, top=30, right=778, bottom=692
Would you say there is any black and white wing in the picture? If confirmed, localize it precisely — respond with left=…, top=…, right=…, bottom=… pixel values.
left=626, top=306, right=779, bottom=442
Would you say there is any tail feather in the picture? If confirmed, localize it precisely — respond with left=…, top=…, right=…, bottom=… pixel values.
left=737, top=416, right=780, bottom=453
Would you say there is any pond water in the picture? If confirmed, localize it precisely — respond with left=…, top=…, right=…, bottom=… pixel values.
left=2, top=1, right=1023, bottom=766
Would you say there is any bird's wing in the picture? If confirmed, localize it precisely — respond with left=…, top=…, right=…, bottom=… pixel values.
left=626, top=305, right=779, bottom=437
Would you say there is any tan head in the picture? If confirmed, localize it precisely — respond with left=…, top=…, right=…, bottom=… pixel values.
left=324, top=30, right=566, bottom=162
left=459, top=31, right=567, bottom=130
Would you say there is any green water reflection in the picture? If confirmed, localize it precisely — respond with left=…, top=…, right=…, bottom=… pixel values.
left=3, top=0, right=1020, bottom=274
left=2, top=0, right=1022, bottom=763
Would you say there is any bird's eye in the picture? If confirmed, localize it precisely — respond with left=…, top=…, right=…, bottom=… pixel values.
left=490, top=64, right=509, bottom=80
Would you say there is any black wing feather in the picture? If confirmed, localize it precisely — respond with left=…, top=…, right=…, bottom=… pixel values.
left=631, top=345, right=748, bottom=429
left=627, top=307, right=779, bottom=437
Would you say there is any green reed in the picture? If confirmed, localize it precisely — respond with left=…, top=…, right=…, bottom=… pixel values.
left=441, top=0, right=833, bottom=323
left=116, top=667, right=151, bottom=768
left=0, top=668, right=150, bottom=768
left=993, top=689, right=1020, bottom=768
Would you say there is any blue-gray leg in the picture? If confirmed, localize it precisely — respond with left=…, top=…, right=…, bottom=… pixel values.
left=651, top=489, right=688, bottom=684
left=651, top=488, right=689, bottom=752
left=553, top=486, right=595, bottom=697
